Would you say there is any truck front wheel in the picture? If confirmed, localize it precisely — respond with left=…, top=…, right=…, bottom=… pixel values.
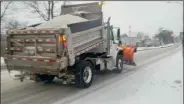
left=115, top=55, right=124, bottom=73
left=75, top=61, right=94, bottom=88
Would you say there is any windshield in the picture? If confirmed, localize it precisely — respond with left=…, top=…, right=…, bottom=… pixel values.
left=110, top=27, right=120, bottom=43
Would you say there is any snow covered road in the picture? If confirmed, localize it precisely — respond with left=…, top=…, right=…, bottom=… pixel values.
left=60, top=47, right=183, bottom=104
left=1, top=45, right=182, bottom=104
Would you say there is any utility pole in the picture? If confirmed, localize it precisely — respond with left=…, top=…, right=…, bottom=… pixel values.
left=129, top=25, right=131, bottom=37
left=129, top=25, right=132, bottom=45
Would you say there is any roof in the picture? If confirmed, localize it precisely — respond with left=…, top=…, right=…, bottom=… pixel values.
left=36, top=14, right=88, bottom=29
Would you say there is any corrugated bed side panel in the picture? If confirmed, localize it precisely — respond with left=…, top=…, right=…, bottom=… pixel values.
left=68, top=19, right=103, bottom=56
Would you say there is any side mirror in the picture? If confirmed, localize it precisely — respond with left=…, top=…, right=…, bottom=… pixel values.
left=117, top=28, right=120, bottom=39
left=117, top=28, right=121, bottom=45
left=107, top=17, right=111, bottom=23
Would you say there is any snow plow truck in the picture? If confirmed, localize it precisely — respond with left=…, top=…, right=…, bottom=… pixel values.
left=4, top=2, right=136, bottom=88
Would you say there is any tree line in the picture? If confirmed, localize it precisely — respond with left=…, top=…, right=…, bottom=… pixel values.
left=155, top=27, right=174, bottom=44
left=1, top=1, right=69, bottom=34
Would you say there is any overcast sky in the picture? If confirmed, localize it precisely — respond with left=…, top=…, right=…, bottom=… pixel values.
left=103, top=1, right=183, bottom=36
left=1, top=1, right=183, bottom=36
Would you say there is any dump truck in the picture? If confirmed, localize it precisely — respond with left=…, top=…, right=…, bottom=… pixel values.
left=4, top=2, right=136, bottom=88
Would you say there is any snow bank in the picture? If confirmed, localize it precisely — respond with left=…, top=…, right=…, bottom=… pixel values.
left=138, top=43, right=175, bottom=51
left=1, top=57, right=5, bottom=65
left=164, top=43, right=175, bottom=47
left=137, top=47, right=160, bottom=51
left=1, top=57, right=6, bottom=69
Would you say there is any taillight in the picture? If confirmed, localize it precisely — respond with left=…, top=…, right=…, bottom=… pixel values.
left=59, top=36, right=62, bottom=42
left=59, top=35, right=67, bottom=48
left=63, top=41, right=67, bottom=48
left=62, top=35, right=66, bottom=41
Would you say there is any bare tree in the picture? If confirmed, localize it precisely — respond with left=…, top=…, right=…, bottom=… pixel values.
left=24, top=1, right=49, bottom=21
left=1, top=19, right=27, bottom=42
left=5, top=19, right=27, bottom=30
left=1, top=19, right=28, bottom=35
left=25, top=1, right=68, bottom=21
left=158, top=27, right=164, bottom=32
left=1, top=1, right=13, bottom=21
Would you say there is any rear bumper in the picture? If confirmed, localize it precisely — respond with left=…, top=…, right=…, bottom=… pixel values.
left=4, top=56, right=68, bottom=75
left=6, top=65, right=59, bottom=75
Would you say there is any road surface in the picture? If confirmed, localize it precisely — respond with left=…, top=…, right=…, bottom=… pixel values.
left=57, top=45, right=183, bottom=104
left=1, top=44, right=182, bottom=104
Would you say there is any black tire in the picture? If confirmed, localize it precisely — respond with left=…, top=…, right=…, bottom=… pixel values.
left=75, top=61, right=94, bottom=88
left=35, top=74, right=55, bottom=82
left=115, top=55, right=124, bottom=73
left=134, top=47, right=137, bottom=53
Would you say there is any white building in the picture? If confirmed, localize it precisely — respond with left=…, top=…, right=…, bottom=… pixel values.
left=121, top=36, right=138, bottom=46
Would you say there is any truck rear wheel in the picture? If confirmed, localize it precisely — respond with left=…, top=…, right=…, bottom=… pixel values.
left=75, top=61, right=94, bottom=88
left=115, top=55, right=124, bottom=73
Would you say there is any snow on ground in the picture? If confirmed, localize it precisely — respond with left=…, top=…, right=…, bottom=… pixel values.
left=62, top=50, right=183, bottom=104
left=137, top=43, right=175, bottom=51
left=1, top=57, right=5, bottom=64
left=1, top=57, right=5, bottom=68
left=160, top=43, right=175, bottom=47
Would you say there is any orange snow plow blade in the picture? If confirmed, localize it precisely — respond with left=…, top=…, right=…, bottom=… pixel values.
left=120, top=46, right=137, bottom=66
